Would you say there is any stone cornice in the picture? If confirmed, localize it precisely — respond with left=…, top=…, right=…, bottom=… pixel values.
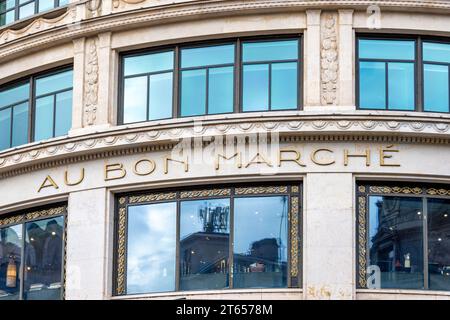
left=0, top=113, right=449, bottom=179
left=1, top=0, right=450, bottom=60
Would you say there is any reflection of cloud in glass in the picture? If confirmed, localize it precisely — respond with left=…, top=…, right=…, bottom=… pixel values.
left=126, top=202, right=176, bottom=294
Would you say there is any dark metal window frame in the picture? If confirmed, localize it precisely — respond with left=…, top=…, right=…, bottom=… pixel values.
left=356, top=182, right=450, bottom=291
left=113, top=183, right=302, bottom=296
left=0, top=65, right=73, bottom=151
left=356, top=34, right=450, bottom=113
left=0, top=203, right=67, bottom=300
left=0, top=0, right=67, bottom=27
left=118, top=35, right=303, bottom=125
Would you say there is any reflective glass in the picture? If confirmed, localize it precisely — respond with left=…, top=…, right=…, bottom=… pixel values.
left=0, top=108, right=11, bottom=150
left=23, top=216, right=64, bottom=300
left=271, top=62, right=297, bottom=110
left=6, top=0, right=16, bottom=10
left=0, top=83, right=29, bottom=109
left=123, top=76, right=147, bottom=124
left=424, top=64, right=449, bottom=112
left=126, top=202, right=177, bottom=294
left=242, top=64, right=269, bottom=112
left=12, top=102, right=28, bottom=147
left=181, top=69, right=206, bottom=116
left=243, top=40, right=298, bottom=62
left=359, top=62, right=386, bottom=109
left=59, top=0, right=68, bottom=5
left=427, top=198, right=450, bottom=291
left=0, top=225, right=22, bottom=300
left=180, top=199, right=230, bottom=291
left=34, top=96, right=54, bottom=141
left=359, top=39, right=415, bottom=60
left=5, top=10, right=13, bottom=24
left=19, top=2, right=35, bottom=20
left=35, top=70, right=73, bottom=97
left=368, top=196, right=424, bottom=289
left=388, top=62, right=415, bottom=110
left=55, top=90, right=72, bottom=137
left=208, top=67, right=234, bottom=114
left=149, top=72, right=173, bottom=120
left=423, top=42, right=450, bottom=64
left=0, top=14, right=5, bottom=26
left=233, top=196, right=288, bottom=288
left=0, top=2, right=4, bottom=12
left=38, top=0, right=53, bottom=12
left=124, top=51, right=174, bottom=77
left=181, top=45, right=234, bottom=68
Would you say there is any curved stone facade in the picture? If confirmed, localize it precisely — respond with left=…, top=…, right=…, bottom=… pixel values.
left=0, top=0, right=449, bottom=300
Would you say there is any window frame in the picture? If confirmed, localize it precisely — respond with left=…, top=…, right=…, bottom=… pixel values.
left=118, top=35, right=303, bottom=125
left=0, top=203, right=67, bottom=300
left=356, top=34, right=450, bottom=113
left=0, top=65, right=73, bottom=152
left=356, top=182, right=450, bottom=291
left=114, top=183, right=302, bottom=296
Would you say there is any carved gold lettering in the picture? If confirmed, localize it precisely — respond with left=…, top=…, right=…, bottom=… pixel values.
left=215, top=152, right=242, bottom=170
left=278, top=149, right=306, bottom=167
left=344, top=149, right=371, bottom=166
left=380, top=145, right=400, bottom=167
left=311, top=148, right=335, bottom=166
left=133, top=159, right=156, bottom=176
left=38, top=175, right=59, bottom=192
left=164, top=157, right=189, bottom=174
left=64, top=168, right=85, bottom=186
left=245, top=153, right=273, bottom=168
left=104, top=163, right=127, bottom=181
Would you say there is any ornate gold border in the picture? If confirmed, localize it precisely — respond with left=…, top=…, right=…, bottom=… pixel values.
left=235, top=186, right=288, bottom=195
left=180, top=188, right=231, bottom=199
left=290, top=196, right=300, bottom=279
left=357, top=195, right=367, bottom=288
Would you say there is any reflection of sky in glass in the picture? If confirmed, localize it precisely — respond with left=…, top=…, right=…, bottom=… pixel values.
left=180, top=199, right=230, bottom=238
left=369, top=196, right=381, bottom=246
left=234, top=196, right=288, bottom=261
left=127, top=202, right=176, bottom=294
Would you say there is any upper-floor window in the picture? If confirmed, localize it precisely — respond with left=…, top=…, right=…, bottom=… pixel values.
left=0, top=0, right=69, bottom=27
left=357, top=36, right=450, bottom=113
left=0, top=67, right=73, bottom=152
left=120, top=37, right=301, bottom=124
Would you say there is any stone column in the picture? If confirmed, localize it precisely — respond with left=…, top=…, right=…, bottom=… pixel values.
left=304, top=10, right=321, bottom=107
left=65, top=188, right=113, bottom=299
left=338, top=10, right=355, bottom=108
left=303, top=173, right=354, bottom=300
left=70, top=37, right=86, bottom=134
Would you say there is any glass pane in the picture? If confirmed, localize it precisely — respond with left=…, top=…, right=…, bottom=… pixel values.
left=124, top=51, right=174, bottom=77
left=233, top=196, right=288, bottom=289
left=123, top=76, right=147, bottom=124
left=181, top=45, right=234, bottom=68
left=388, top=62, right=415, bottom=110
left=34, top=96, right=54, bottom=141
left=5, top=10, right=14, bottom=24
left=23, top=216, right=64, bottom=300
left=243, top=40, right=298, bottom=62
left=38, top=0, right=53, bottom=12
left=0, top=14, right=5, bottom=27
left=428, top=198, right=450, bottom=291
left=12, top=102, right=28, bottom=147
left=58, top=0, right=68, bottom=6
left=180, top=69, right=206, bottom=117
left=208, top=66, right=233, bottom=114
left=127, top=202, right=176, bottom=294
left=368, top=196, right=424, bottom=289
left=271, top=62, right=298, bottom=110
left=149, top=72, right=173, bottom=120
left=19, top=2, right=35, bottom=20
left=0, top=225, right=22, bottom=300
left=55, top=90, right=72, bottom=137
left=0, top=83, right=29, bottom=109
left=242, top=64, right=269, bottom=112
left=0, top=2, right=4, bottom=13
left=0, top=108, right=11, bottom=151
left=359, top=62, right=386, bottom=109
left=424, top=64, right=449, bottom=113
left=180, top=199, right=230, bottom=291
left=359, top=39, right=415, bottom=60
left=423, top=42, right=450, bottom=64
left=35, top=70, right=73, bottom=97
left=6, top=0, right=16, bottom=10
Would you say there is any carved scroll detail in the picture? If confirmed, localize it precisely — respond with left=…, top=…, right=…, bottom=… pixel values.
left=321, top=13, right=339, bottom=105
left=84, top=37, right=99, bottom=126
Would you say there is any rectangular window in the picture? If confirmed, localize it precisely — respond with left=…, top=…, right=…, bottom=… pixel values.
left=0, top=204, right=66, bottom=300
left=357, top=38, right=416, bottom=111
left=0, top=67, right=73, bottom=152
left=0, top=0, right=67, bottom=27
left=357, top=183, right=450, bottom=292
left=115, top=184, right=301, bottom=296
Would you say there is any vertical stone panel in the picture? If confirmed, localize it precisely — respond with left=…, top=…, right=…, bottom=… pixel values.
left=338, top=10, right=354, bottom=107
left=304, top=10, right=321, bottom=106
left=321, top=12, right=339, bottom=106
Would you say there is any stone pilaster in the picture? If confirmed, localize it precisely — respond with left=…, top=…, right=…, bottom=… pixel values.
left=338, top=10, right=355, bottom=107
left=304, top=10, right=321, bottom=107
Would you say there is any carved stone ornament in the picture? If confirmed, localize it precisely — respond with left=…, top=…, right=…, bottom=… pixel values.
left=86, top=0, right=102, bottom=18
left=112, top=0, right=146, bottom=8
left=321, top=12, right=339, bottom=105
left=84, top=37, right=99, bottom=126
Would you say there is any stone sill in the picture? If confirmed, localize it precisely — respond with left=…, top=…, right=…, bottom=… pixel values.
left=357, top=288, right=450, bottom=298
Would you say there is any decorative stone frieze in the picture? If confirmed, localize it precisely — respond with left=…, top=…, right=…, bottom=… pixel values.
left=321, top=12, right=339, bottom=105
left=84, top=37, right=99, bottom=126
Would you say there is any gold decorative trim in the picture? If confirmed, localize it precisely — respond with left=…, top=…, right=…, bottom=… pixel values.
left=369, top=186, right=423, bottom=195
left=180, top=189, right=231, bottom=199
left=116, top=206, right=127, bottom=295
left=235, top=186, right=288, bottom=195
left=0, top=205, right=65, bottom=226
left=426, top=188, right=450, bottom=196
left=358, top=185, right=366, bottom=193
left=357, top=195, right=367, bottom=288
left=128, top=192, right=177, bottom=204
left=290, top=196, right=299, bottom=278
left=292, top=186, right=299, bottom=193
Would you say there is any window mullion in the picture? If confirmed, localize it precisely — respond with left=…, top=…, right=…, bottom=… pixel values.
left=19, top=222, right=25, bottom=300
left=29, top=76, right=35, bottom=143
left=417, top=37, right=423, bottom=112
left=175, top=198, right=180, bottom=292
left=229, top=188, right=235, bottom=289
left=423, top=196, right=429, bottom=290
